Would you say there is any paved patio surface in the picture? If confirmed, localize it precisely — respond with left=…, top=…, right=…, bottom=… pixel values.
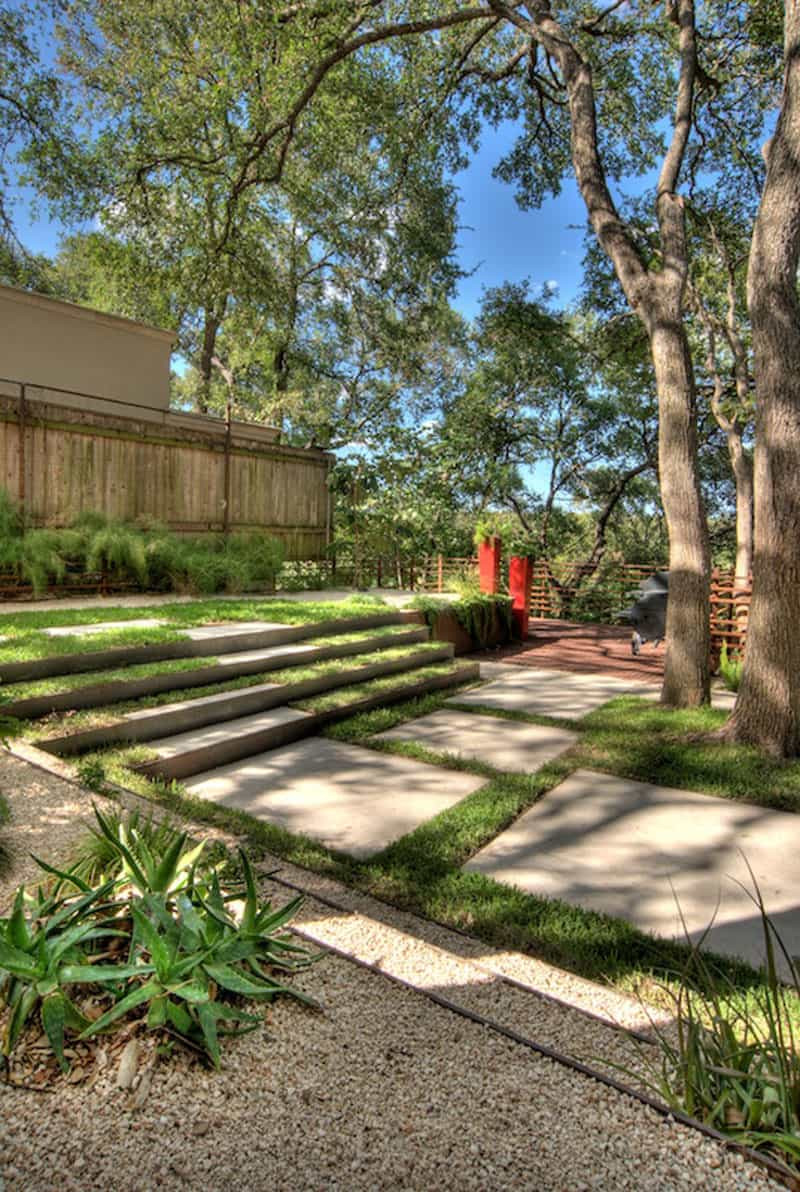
left=466, top=768, right=800, bottom=975
left=450, top=667, right=659, bottom=719
left=494, top=618, right=665, bottom=682
left=186, top=738, right=485, bottom=858
left=376, top=709, right=576, bottom=772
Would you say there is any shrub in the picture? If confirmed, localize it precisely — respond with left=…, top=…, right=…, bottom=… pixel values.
left=0, top=487, right=285, bottom=596
left=0, top=807, right=316, bottom=1073
left=719, top=642, right=743, bottom=692
left=85, top=522, right=149, bottom=587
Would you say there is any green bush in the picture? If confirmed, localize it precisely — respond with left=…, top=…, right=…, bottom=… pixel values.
left=0, top=488, right=285, bottom=596
left=0, top=806, right=316, bottom=1072
left=719, top=642, right=743, bottom=692
left=628, top=874, right=800, bottom=1171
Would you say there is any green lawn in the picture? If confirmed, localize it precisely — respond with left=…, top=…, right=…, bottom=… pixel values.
left=69, top=685, right=800, bottom=1010
left=6, top=623, right=420, bottom=708
left=0, top=594, right=390, bottom=664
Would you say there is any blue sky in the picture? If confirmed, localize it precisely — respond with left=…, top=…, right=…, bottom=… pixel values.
left=14, top=117, right=590, bottom=324
left=453, top=123, right=588, bottom=317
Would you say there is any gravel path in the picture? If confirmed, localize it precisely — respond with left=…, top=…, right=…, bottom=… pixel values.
left=0, top=747, right=785, bottom=1191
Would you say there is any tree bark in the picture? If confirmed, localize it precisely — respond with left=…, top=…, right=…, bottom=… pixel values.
left=728, top=431, right=753, bottom=586
left=723, top=4, right=800, bottom=755
left=520, top=0, right=710, bottom=705
left=649, top=316, right=710, bottom=704
left=198, top=298, right=228, bottom=415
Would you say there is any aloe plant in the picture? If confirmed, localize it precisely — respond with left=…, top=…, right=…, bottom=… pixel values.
left=0, top=814, right=316, bottom=1073
left=82, top=853, right=315, bottom=1067
left=0, top=881, right=143, bottom=1071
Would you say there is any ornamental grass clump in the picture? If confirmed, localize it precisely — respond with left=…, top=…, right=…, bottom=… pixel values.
left=0, top=807, right=316, bottom=1074
left=629, top=870, right=800, bottom=1171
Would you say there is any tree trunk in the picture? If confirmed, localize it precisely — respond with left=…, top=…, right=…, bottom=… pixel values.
left=723, top=5, right=800, bottom=754
left=727, top=430, right=753, bottom=586
left=526, top=0, right=710, bottom=706
left=198, top=311, right=221, bottom=415
left=650, top=317, right=711, bottom=705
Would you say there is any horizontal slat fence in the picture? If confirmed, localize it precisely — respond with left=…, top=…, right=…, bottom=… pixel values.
left=526, top=558, right=752, bottom=660
left=276, top=555, right=478, bottom=594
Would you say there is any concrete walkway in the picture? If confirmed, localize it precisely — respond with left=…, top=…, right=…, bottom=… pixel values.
left=466, top=768, right=800, bottom=978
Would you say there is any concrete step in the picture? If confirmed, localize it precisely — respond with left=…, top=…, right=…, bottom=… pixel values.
left=1, top=610, right=424, bottom=684
left=8, top=626, right=430, bottom=719
left=134, top=661, right=480, bottom=782
left=42, top=641, right=453, bottom=756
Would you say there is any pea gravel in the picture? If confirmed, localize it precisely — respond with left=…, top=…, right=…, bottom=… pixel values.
left=0, top=748, right=784, bottom=1191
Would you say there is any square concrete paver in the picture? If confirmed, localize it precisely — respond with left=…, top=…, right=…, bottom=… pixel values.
left=450, top=668, right=659, bottom=719
left=42, top=618, right=165, bottom=637
left=375, top=710, right=576, bottom=773
left=186, top=738, right=485, bottom=858
left=465, top=768, right=800, bottom=974
left=183, top=621, right=287, bottom=640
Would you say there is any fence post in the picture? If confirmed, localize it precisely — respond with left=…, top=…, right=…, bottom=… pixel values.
left=437, top=554, right=443, bottom=592
left=509, top=555, right=533, bottom=640
left=478, top=536, right=502, bottom=594
left=18, top=383, right=26, bottom=531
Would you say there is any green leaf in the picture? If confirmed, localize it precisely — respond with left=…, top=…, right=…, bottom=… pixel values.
left=132, top=903, right=170, bottom=975
left=146, top=994, right=167, bottom=1029
left=4, top=987, right=38, bottom=1055
left=7, top=888, right=31, bottom=951
left=30, top=855, right=94, bottom=894
left=0, top=937, right=40, bottom=980
left=60, top=962, right=154, bottom=984
left=238, top=849, right=259, bottom=934
left=167, top=980, right=210, bottom=1005
left=203, top=962, right=274, bottom=998
left=41, top=991, right=69, bottom=1072
left=165, top=998, right=192, bottom=1035
left=80, top=979, right=162, bottom=1038
left=152, top=833, right=193, bottom=891
left=196, top=1002, right=220, bottom=1068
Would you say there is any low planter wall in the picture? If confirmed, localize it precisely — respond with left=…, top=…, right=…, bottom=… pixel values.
left=428, top=606, right=511, bottom=655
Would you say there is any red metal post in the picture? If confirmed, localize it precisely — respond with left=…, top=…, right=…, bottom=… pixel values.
left=478, top=536, right=502, bottom=594
left=508, top=555, right=533, bottom=640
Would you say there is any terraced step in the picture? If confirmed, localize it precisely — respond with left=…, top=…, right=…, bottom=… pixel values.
left=134, top=660, right=480, bottom=782
left=41, top=642, right=454, bottom=756
left=0, top=610, right=423, bottom=685
left=6, top=626, right=430, bottom=719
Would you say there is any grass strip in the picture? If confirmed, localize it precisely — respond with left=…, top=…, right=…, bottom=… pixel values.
left=24, top=643, right=449, bottom=742
left=0, top=594, right=389, bottom=661
left=76, top=686, right=784, bottom=1019
left=0, top=625, right=185, bottom=664
left=289, top=661, right=465, bottom=712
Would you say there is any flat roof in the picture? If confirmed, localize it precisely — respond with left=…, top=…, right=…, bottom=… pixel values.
left=0, top=283, right=176, bottom=344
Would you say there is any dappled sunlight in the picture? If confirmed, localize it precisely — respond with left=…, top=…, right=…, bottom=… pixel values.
left=466, top=769, right=800, bottom=979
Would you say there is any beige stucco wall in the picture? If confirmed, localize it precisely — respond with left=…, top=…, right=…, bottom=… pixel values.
left=0, top=284, right=174, bottom=412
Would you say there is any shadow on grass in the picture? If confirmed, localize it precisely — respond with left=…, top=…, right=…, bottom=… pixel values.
left=69, top=687, right=799, bottom=1000
left=577, top=697, right=800, bottom=812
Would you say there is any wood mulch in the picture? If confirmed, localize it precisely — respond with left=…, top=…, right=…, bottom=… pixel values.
left=490, top=617, right=665, bottom=683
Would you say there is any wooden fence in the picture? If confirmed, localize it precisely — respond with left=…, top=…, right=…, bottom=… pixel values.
left=277, top=554, right=479, bottom=593
left=0, top=382, right=331, bottom=559
left=524, top=558, right=751, bottom=658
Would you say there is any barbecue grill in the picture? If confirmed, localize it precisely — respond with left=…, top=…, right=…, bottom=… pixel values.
left=616, top=570, right=668, bottom=655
